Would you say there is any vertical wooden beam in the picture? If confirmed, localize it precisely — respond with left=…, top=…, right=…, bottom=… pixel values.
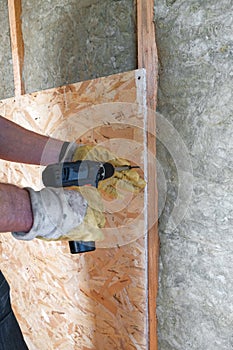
left=137, top=0, right=158, bottom=110
left=8, top=0, right=25, bottom=96
left=137, top=1, right=159, bottom=350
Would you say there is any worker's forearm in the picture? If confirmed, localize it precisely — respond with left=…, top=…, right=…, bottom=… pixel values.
left=0, top=183, right=32, bottom=233
left=0, top=115, right=64, bottom=165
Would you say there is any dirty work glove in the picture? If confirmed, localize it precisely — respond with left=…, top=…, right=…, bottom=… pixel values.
left=62, top=143, right=146, bottom=199
left=12, top=187, right=105, bottom=242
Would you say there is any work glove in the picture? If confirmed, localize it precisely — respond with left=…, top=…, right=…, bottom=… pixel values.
left=12, top=186, right=105, bottom=242
left=60, top=142, right=146, bottom=199
left=12, top=142, right=145, bottom=243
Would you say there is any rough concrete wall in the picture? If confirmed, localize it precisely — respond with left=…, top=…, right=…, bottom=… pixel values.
left=155, top=1, right=233, bottom=349
left=21, top=0, right=137, bottom=94
left=0, top=0, right=14, bottom=100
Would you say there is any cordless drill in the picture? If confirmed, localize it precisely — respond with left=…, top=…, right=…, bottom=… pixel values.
left=42, top=160, right=139, bottom=254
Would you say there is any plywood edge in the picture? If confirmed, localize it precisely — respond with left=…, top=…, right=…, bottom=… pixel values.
left=137, top=1, right=159, bottom=349
left=1, top=68, right=147, bottom=105
left=8, top=0, right=25, bottom=96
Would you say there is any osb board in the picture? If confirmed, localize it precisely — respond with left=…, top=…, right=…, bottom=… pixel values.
left=0, top=69, right=148, bottom=350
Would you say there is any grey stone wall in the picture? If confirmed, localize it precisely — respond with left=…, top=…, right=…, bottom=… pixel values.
left=21, top=0, right=136, bottom=93
left=0, top=0, right=14, bottom=100
left=155, top=1, right=233, bottom=349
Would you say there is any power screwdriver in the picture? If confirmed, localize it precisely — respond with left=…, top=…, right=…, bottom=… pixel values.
left=42, top=160, right=139, bottom=254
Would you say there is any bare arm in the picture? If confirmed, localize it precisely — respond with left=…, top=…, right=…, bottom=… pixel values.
left=0, top=183, right=33, bottom=232
left=0, top=116, right=65, bottom=233
left=0, top=115, right=64, bottom=165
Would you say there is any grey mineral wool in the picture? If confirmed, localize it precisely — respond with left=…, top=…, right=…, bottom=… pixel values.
left=21, top=0, right=137, bottom=93
left=0, top=0, right=14, bottom=100
left=155, top=0, right=233, bottom=349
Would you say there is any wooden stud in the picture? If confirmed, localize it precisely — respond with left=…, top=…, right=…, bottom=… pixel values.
left=8, top=0, right=25, bottom=96
left=137, top=0, right=158, bottom=110
left=137, top=1, right=159, bottom=349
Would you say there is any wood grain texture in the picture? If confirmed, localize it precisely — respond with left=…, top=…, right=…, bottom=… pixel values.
left=7, top=0, right=25, bottom=96
left=137, top=1, right=159, bottom=349
left=0, top=69, right=148, bottom=350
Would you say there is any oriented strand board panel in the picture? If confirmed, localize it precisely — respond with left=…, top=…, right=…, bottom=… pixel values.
left=0, top=69, right=148, bottom=350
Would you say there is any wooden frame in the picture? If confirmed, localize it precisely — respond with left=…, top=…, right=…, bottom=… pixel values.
left=7, top=0, right=25, bottom=96
left=6, top=1, right=159, bottom=349
left=137, top=1, right=159, bottom=349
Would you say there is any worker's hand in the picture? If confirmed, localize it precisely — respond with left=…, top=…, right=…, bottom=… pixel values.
left=71, top=144, right=146, bottom=199
left=12, top=187, right=105, bottom=242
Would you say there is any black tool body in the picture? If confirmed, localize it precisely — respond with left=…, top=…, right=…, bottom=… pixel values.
left=42, top=160, right=115, bottom=188
left=42, top=160, right=115, bottom=254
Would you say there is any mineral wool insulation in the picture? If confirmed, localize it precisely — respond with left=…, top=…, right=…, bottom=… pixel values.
left=155, top=1, right=233, bottom=349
